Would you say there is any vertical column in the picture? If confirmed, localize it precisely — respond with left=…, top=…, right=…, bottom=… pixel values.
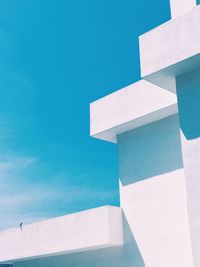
left=118, top=115, right=193, bottom=267
left=176, top=67, right=200, bottom=267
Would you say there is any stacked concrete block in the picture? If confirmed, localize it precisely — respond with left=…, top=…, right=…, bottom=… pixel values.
left=1, top=0, right=200, bottom=266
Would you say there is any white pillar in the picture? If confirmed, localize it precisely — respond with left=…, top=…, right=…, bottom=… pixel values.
left=176, top=67, right=200, bottom=266
left=118, top=115, right=193, bottom=267
left=139, top=0, right=200, bottom=265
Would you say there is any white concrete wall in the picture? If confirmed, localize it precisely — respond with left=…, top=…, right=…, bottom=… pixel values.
left=90, top=80, right=177, bottom=143
left=139, top=5, right=200, bottom=92
left=170, top=0, right=196, bottom=18
left=0, top=206, right=123, bottom=264
left=118, top=115, right=183, bottom=183
left=118, top=115, right=193, bottom=267
left=140, top=5, right=200, bottom=76
left=176, top=67, right=200, bottom=267
left=12, top=213, right=145, bottom=267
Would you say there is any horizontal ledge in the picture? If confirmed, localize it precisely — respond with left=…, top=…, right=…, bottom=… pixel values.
left=0, top=206, right=123, bottom=264
left=139, top=5, right=200, bottom=92
left=90, top=80, right=177, bottom=143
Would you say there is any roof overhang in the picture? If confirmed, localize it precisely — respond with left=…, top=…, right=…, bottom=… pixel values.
left=90, top=80, right=177, bottom=143
left=139, top=5, right=200, bottom=92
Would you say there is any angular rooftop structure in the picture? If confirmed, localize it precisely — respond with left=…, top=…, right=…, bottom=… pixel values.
left=1, top=0, right=200, bottom=266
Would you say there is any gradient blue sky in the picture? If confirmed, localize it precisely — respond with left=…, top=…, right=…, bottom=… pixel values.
left=0, top=0, right=170, bottom=230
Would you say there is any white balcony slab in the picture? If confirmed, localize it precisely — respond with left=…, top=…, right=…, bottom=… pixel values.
left=90, top=80, right=177, bottom=143
left=0, top=206, right=123, bottom=264
left=139, top=5, right=200, bottom=92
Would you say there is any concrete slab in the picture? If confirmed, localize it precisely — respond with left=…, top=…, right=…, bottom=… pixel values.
left=90, top=80, right=177, bottom=143
left=0, top=206, right=123, bottom=264
left=139, top=5, right=200, bottom=92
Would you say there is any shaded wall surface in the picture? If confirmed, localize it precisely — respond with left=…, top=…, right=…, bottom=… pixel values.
left=118, top=115, right=193, bottom=267
left=118, top=114, right=183, bottom=185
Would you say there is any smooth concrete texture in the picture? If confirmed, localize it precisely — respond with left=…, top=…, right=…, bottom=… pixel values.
left=90, top=80, right=177, bottom=143
left=139, top=5, right=200, bottom=91
left=118, top=115, right=193, bottom=267
left=120, top=170, right=193, bottom=267
left=176, top=67, right=200, bottom=266
left=170, top=0, right=196, bottom=18
left=138, top=0, right=200, bottom=265
left=118, top=115, right=183, bottom=185
left=0, top=206, right=123, bottom=263
left=118, top=115, right=193, bottom=266
left=13, top=214, right=144, bottom=267
left=4, top=0, right=200, bottom=266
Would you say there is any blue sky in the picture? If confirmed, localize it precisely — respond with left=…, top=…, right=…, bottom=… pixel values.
left=0, top=0, right=170, bottom=230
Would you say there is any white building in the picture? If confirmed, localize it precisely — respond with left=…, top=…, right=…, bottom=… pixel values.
left=1, top=0, right=200, bottom=266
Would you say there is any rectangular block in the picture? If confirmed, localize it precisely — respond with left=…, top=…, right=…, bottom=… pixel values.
left=139, top=5, right=200, bottom=91
left=90, top=80, right=177, bottom=143
left=176, top=68, right=200, bottom=266
left=0, top=206, right=123, bottom=264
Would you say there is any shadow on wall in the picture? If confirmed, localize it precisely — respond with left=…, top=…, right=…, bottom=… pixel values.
left=176, top=67, right=200, bottom=140
left=13, top=214, right=144, bottom=267
left=117, top=114, right=183, bottom=186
